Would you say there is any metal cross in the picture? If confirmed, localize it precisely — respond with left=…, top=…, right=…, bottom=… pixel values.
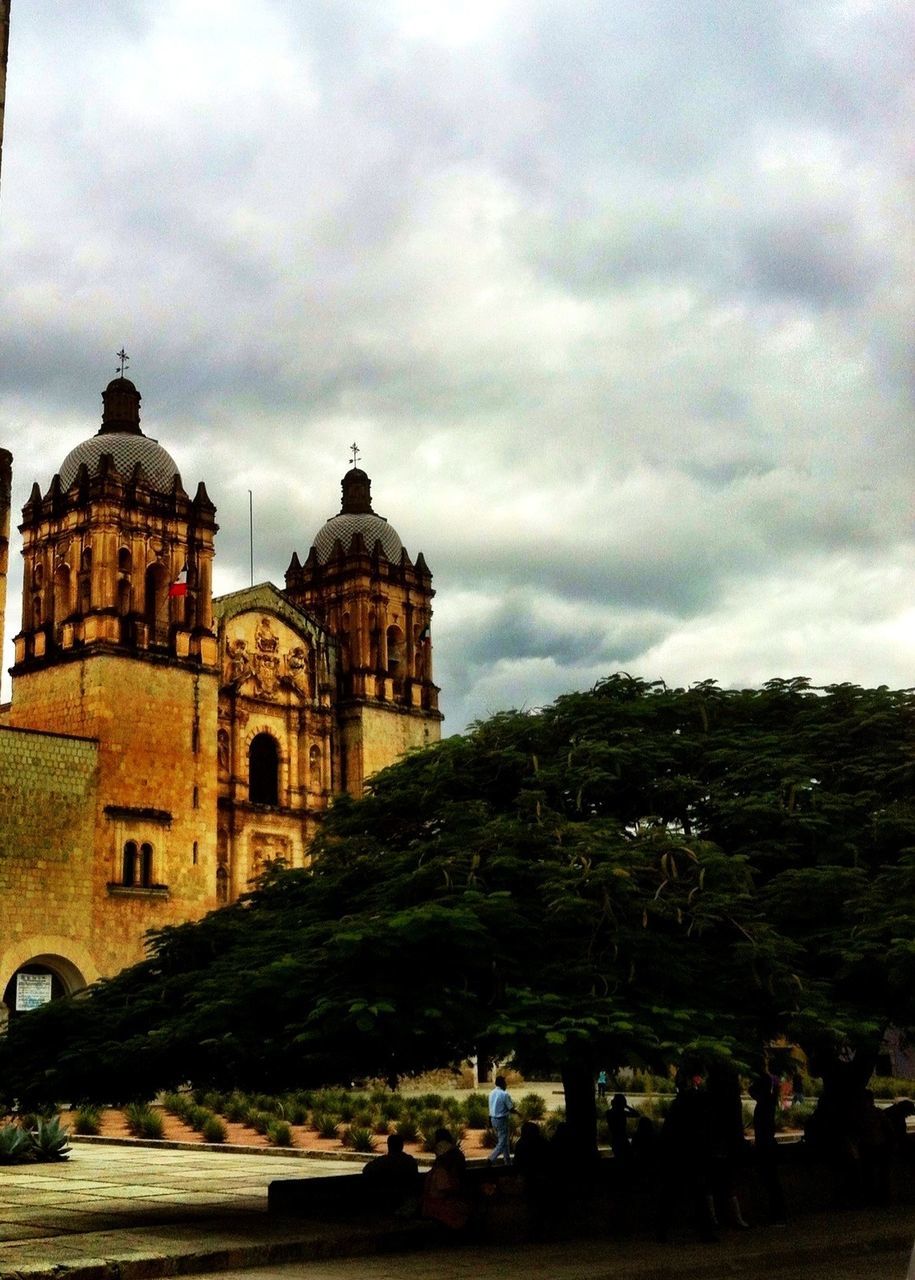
left=350, top=442, right=361, bottom=468
left=116, top=348, right=130, bottom=377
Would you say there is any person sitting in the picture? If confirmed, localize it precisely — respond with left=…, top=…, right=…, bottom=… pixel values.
left=361, top=1132, right=420, bottom=1215
left=421, top=1128, right=472, bottom=1231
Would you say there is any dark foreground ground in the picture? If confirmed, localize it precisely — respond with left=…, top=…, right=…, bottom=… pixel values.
left=0, top=1139, right=912, bottom=1280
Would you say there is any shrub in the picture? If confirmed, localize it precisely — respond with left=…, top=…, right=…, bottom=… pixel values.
left=342, top=1125, right=376, bottom=1153
left=202, top=1115, right=228, bottom=1143
left=285, top=1100, right=309, bottom=1126
left=267, top=1120, right=293, bottom=1147
left=418, top=1109, right=447, bottom=1151
left=372, top=1117, right=391, bottom=1136
left=162, top=1093, right=188, bottom=1118
left=420, top=1093, right=444, bottom=1109
left=380, top=1095, right=404, bottom=1121
left=871, top=1076, right=905, bottom=1100
left=30, top=1116, right=72, bottom=1162
left=775, top=1101, right=815, bottom=1131
left=313, top=1112, right=339, bottom=1139
left=353, top=1108, right=376, bottom=1130
left=223, top=1094, right=251, bottom=1124
left=123, top=1103, right=164, bottom=1140
left=395, top=1116, right=419, bottom=1143
left=185, top=1104, right=212, bottom=1132
left=463, top=1094, right=489, bottom=1129
left=73, top=1105, right=102, bottom=1136
left=249, top=1109, right=274, bottom=1135
left=337, top=1097, right=357, bottom=1123
left=517, top=1093, right=546, bottom=1122
left=543, top=1108, right=566, bottom=1140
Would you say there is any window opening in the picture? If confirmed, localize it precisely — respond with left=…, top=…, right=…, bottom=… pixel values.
left=249, top=733, right=280, bottom=806
left=122, top=840, right=138, bottom=886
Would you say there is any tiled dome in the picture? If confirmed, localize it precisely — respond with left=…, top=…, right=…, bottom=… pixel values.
left=58, top=433, right=181, bottom=493
left=312, top=512, right=403, bottom=564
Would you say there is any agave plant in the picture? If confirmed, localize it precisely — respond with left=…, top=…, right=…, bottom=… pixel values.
left=30, top=1116, right=72, bottom=1162
left=0, top=1122, right=33, bottom=1164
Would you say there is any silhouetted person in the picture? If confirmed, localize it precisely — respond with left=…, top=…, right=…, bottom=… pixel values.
left=706, top=1063, right=750, bottom=1229
left=361, top=1132, right=420, bottom=1215
left=607, top=1093, right=638, bottom=1165
left=749, top=1072, right=786, bottom=1224
left=631, top=1115, right=659, bottom=1181
left=657, top=1071, right=717, bottom=1243
left=421, top=1128, right=472, bottom=1232
left=513, top=1120, right=553, bottom=1235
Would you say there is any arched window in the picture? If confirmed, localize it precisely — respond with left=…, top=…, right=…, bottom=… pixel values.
left=249, top=733, right=279, bottom=806
left=309, top=743, right=321, bottom=789
left=386, top=625, right=404, bottom=673
left=145, top=563, right=168, bottom=644
left=118, top=547, right=132, bottom=574
left=122, top=841, right=138, bottom=886
left=53, top=564, right=72, bottom=623
left=122, top=840, right=153, bottom=887
left=216, top=864, right=229, bottom=904
left=78, top=548, right=92, bottom=614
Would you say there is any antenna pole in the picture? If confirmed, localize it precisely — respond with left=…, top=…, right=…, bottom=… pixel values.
left=248, top=490, right=254, bottom=587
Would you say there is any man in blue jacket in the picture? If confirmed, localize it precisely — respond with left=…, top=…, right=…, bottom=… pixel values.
left=488, top=1074, right=515, bottom=1166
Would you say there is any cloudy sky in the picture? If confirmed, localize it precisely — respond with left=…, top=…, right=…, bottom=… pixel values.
left=0, top=0, right=912, bottom=731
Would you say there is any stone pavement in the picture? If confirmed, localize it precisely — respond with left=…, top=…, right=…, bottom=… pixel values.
left=0, top=1140, right=911, bottom=1280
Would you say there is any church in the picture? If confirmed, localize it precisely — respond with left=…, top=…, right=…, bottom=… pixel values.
left=0, top=371, right=442, bottom=1020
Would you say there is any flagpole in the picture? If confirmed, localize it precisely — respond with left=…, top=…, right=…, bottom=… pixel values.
left=248, top=490, right=254, bottom=587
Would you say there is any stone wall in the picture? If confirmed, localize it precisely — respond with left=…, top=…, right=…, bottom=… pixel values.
left=7, top=650, right=220, bottom=983
left=0, top=724, right=100, bottom=999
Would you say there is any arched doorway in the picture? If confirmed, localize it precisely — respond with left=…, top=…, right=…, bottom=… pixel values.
left=249, top=732, right=280, bottom=806
left=1, top=954, right=87, bottom=1023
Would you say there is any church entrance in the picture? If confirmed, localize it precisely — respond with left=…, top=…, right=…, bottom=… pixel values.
left=1, top=954, right=87, bottom=1024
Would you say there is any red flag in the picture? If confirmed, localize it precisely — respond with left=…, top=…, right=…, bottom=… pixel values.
left=168, top=565, right=188, bottom=598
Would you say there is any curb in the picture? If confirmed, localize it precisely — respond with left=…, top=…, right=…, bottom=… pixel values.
left=69, top=1133, right=380, bottom=1162
left=0, top=1221, right=439, bottom=1280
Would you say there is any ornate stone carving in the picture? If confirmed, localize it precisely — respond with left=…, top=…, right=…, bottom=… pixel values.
left=225, top=638, right=252, bottom=686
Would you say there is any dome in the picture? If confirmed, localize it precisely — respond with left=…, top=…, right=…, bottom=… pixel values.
left=57, top=432, right=182, bottom=493
left=312, top=511, right=403, bottom=565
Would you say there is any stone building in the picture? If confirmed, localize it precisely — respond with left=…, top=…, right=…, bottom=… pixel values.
left=0, top=373, right=441, bottom=1020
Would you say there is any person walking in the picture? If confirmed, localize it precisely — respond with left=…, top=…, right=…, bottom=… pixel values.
left=488, top=1074, right=515, bottom=1166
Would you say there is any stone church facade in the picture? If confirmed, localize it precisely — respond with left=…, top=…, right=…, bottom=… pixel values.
left=0, top=374, right=441, bottom=1020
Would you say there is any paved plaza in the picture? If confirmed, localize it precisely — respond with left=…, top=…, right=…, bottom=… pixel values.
left=0, top=1139, right=911, bottom=1280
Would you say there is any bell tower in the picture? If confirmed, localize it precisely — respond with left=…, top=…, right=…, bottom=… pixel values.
left=8, top=367, right=221, bottom=959
left=14, top=375, right=217, bottom=672
left=285, top=460, right=441, bottom=793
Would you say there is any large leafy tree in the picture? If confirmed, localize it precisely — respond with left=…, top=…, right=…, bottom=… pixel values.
left=2, top=677, right=913, bottom=1157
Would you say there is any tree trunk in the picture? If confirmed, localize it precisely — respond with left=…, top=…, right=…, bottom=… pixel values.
left=561, top=1061, right=599, bottom=1164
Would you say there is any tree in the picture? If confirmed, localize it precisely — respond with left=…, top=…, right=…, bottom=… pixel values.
left=2, top=677, right=912, bottom=1159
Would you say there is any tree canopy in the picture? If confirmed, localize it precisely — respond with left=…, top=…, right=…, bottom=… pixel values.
left=2, top=676, right=913, bottom=1153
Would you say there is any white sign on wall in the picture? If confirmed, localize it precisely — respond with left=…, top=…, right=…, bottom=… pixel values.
left=16, top=972, right=53, bottom=1012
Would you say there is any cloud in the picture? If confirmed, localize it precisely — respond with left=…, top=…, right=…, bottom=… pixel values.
left=0, top=0, right=911, bottom=729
